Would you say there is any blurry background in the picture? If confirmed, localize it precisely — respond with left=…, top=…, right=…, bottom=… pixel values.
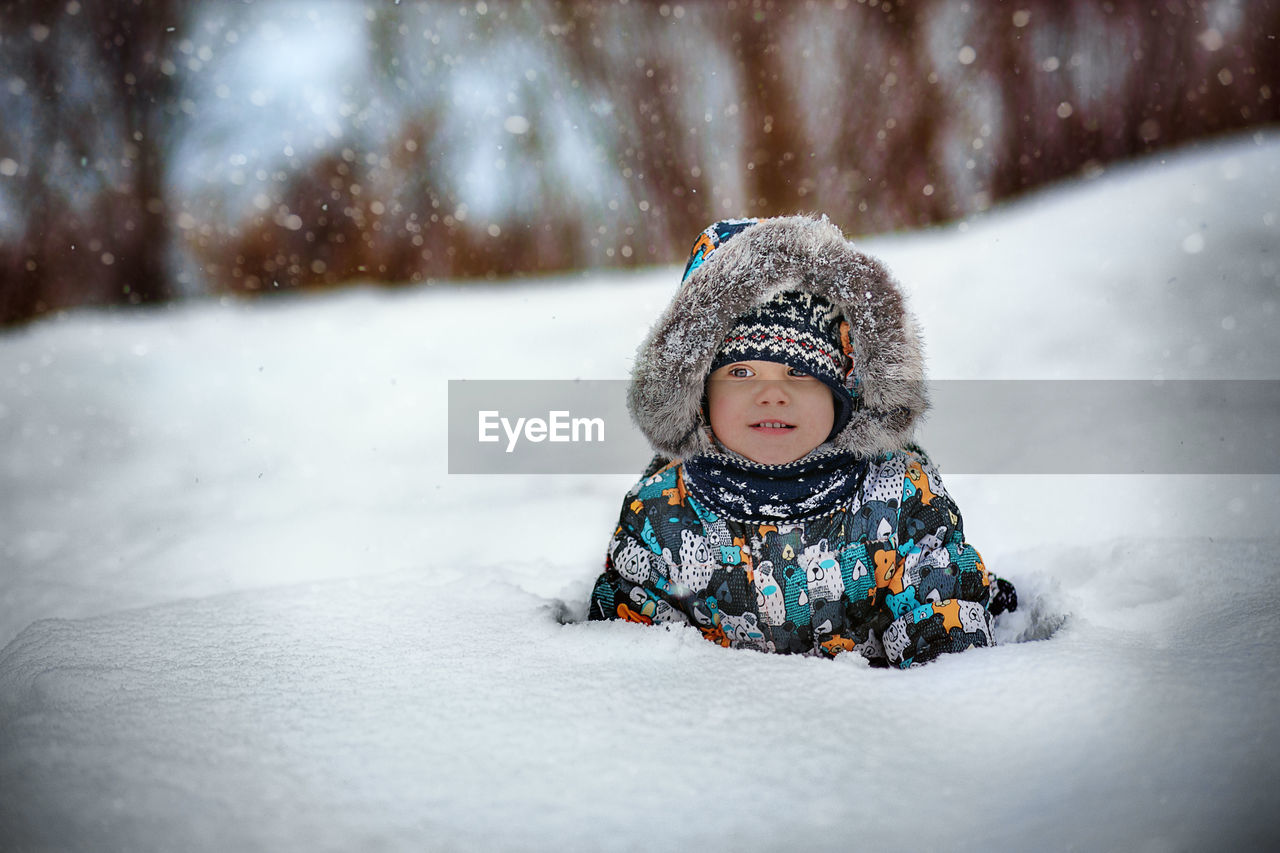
left=1, top=0, right=1278, bottom=325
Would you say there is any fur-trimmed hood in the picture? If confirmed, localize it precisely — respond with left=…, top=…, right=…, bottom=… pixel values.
left=628, top=215, right=928, bottom=460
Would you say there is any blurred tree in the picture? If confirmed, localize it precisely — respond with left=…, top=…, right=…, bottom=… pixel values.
left=0, top=0, right=181, bottom=324
left=735, top=2, right=809, bottom=216
left=970, top=0, right=1280, bottom=199
left=2, top=0, right=1278, bottom=325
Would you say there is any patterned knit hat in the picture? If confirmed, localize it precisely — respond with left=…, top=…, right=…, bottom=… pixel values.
left=709, top=289, right=856, bottom=438
left=681, top=218, right=758, bottom=283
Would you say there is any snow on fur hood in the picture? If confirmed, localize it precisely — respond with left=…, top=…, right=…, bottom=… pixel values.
left=628, top=215, right=928, bottom=460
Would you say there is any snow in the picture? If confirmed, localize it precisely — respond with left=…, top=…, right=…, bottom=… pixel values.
left=3, top=131, right=1280, bottom=851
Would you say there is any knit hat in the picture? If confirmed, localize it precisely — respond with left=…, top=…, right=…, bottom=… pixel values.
left=709, top=289, right=856, bottom=439
left=681, top=218, right=759, bottom=283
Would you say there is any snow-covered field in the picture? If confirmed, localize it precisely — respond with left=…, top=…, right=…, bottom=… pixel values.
left=2, top=131, right=1279, bottom=851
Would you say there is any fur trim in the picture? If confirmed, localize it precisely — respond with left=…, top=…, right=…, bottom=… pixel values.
left=628, top=215, right=928, bottom=459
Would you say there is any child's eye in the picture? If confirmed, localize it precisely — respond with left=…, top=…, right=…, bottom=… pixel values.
left=728, top=366, right=755, bottom=378
left=788, top=368, right=812, bottom=378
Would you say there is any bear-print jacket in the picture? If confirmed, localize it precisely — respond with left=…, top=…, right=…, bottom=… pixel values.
left=588, top=449, right=995, bottom=668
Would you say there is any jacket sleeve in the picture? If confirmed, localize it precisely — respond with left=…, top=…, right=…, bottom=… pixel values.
left=877, top=454, right=995, bottom=668
left=588, top=489, right=695, bottom=630
left=588, top=525, right=691, bottom=628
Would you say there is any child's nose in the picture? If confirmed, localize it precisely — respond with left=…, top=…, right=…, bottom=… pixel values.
left=754, top=380, right=791, bottom=405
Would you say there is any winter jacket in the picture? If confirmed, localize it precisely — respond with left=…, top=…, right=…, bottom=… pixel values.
left=589, top=449, right=994, bottom=666
left=588, top=215, right=998, bottom=667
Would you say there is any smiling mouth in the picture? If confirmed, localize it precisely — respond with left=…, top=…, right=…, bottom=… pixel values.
left=750, top=421, right=795, bottom=430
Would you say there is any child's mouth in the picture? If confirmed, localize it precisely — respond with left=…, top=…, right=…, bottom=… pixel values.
left=750, top=421, right=795, bottom=432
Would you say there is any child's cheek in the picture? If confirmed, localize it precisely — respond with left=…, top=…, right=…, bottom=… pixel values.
left=704, top=382, right=740, bottom=431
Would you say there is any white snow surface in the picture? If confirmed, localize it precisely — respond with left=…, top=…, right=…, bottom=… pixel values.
left=3, top=131, right=1280, bottom=851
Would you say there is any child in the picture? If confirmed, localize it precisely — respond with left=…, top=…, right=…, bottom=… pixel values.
left=588, top=215, right=1015, bottom=667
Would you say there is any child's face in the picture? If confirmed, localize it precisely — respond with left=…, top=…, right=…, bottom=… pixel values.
left=706, top=360, right=835, bottom=465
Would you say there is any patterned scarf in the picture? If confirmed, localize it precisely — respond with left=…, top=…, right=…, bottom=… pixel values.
left=681, top=445, right=868, bottom=523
